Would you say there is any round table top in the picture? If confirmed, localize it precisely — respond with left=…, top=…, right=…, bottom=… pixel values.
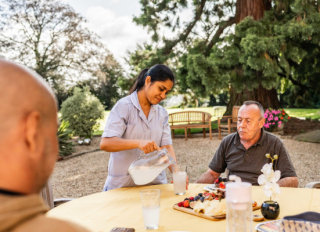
left=47, top=184, right=320, bottom=232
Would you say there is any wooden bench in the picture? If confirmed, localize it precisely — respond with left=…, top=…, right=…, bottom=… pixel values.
left=218, top=106, right=240, bottom=139
left=168, top=111, right=212, bottom=140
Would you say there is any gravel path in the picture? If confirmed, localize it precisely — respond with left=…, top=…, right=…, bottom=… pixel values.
left=51, top=134, right=320, bottom=199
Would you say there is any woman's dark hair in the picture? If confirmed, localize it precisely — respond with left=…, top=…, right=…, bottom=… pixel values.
left=129, top=64, right=175, bottom=94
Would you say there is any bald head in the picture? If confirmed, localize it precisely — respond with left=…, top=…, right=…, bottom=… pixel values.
left=0, top=59, right=59, bottom=194
left=0, top=59, right=57, bottom=136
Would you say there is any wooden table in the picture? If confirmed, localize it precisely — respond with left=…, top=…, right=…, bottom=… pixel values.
left=47, top=184, right=320, bottom=232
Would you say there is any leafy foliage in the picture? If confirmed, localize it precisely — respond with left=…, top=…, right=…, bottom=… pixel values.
left=77, top=55, right=125, bottom=109
left=60, top=87, right=105, bottom=138
left=57, top=120, right=74, bottom=157
left=0, top=0, right=112, bottom=104
left=132, top=0, right=320, bottom=109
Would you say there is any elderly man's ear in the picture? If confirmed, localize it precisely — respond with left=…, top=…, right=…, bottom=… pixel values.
left=259, top=118, right=265, bottom=128
left=24, top=111, right=41, bottom=153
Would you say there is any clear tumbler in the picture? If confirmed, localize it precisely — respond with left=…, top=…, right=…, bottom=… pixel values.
left=226, top=182, right=252, bottom=232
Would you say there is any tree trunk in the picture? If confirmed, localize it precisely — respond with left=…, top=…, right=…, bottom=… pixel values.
left=226, top=86, right=280, bottom=113
left=225, top=0, right=278, bottom=114
left=236, top=0, right=271, bottom=22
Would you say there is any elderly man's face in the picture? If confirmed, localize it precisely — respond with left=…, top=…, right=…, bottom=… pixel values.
left=237, top=104, right=265, bottom=142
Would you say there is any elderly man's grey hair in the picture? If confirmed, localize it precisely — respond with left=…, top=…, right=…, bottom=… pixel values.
left=242, top=100, right=265, bottom=118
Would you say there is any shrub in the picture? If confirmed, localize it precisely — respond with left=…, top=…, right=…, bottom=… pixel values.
left=60, top=87, right=104, bottom=138
left=264, top=109, right=290, bottom=132
left=57, top=120, right=74, bottom=157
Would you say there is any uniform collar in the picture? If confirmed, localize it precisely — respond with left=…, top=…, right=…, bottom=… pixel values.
left=130, top=91, right=157, bottom=123
left=130, top=91, right=141, bottom=111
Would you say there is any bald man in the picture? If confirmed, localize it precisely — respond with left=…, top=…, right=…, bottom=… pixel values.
left=0, top=59, right=89, bottom=232
left=197, top=101, right=298, bottom=187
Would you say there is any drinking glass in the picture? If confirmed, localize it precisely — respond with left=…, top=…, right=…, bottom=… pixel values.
left=140, top=189, right=160, bottom=230
left=226, top=182, right=252, bottom=232
left=173, top=171, right=187, bottom=195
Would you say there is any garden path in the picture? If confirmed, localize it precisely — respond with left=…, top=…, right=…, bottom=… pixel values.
left=51, top=134, right=320, bottom=199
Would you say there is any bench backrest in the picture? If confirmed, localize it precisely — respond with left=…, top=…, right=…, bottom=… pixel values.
left=231, top=106, right=240, bottom=122
left=168, top=111, right=212, bottom=125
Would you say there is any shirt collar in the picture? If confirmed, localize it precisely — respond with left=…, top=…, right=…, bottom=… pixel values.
left=130, top=91, right=141, bottom=111
left=256, top=128, right=266, bottom=145
left=0, top=188, right=24, bottom=196
left=130, top=90, right=157, bottom=122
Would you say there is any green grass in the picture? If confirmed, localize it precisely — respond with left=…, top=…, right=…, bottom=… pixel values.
left=94, top=107, right=320, bottom=136
left=285, top=108, right=320, bottom=120
left=166, top=106, right=226, bottom=120
left=170, top=121, right=218, bottom=136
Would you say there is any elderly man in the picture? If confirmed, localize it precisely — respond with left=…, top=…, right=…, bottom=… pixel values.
left=0, top=59, right=89, bottom=231
left=197, top=101, right=298, bottom=187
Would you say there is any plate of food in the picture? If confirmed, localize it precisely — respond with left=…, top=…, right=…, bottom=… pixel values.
left=203, top=177, right=227, bottom=192
left=255, top=219, right=282, bottom=231
left=173, top=191, right=261, bottom=221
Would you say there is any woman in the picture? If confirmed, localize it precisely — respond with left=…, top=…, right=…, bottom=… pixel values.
left=100, top=64, right=177, bottom=191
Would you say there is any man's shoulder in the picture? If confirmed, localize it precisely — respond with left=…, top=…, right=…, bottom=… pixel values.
left=221, top=132, right=238, bottom=144
left=13, top=214, right=90, bottom=232
left=263, top=130, right=282, bottom=143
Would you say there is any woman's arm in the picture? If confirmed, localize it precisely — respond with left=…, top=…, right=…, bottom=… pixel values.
left=100, top=137, right=160, bottom=154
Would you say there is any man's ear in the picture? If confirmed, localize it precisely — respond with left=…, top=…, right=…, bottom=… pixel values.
left=24, top=111, right=40, bottom=152
left=259, top=117, right=265, bottom=128
left=145, top=75, right=151, bottom=86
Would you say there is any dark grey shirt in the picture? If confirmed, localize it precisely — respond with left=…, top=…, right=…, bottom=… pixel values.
left=209, top=129, right=297, bottom=185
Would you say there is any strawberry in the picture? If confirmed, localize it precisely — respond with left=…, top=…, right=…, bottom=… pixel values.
left=252, top=201, right=257, bottom=207
left=177, top=201, right=184, bottom=207
left=219, top=182, right=226, bottom=189
left=189, top=197, right=194, bottom=201
left=183, top=200, right=190, bottom=208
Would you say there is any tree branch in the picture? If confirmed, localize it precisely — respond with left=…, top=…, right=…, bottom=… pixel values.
left=159, top=0, right=207, bottom=57
left=204, top=16, right=236, bottom=56
left=277, top=66, right=308, bottom=89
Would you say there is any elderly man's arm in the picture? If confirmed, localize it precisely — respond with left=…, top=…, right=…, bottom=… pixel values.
left=197, top=169, right=220, bottom=184
left=277, top=176, right=298, bottom=187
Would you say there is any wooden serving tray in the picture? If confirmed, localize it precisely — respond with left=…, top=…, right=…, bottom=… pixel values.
left=173, top=203, right=261, bottom=221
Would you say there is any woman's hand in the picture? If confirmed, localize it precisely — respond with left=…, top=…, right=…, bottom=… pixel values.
left=138, top=140, right=160, bottom=154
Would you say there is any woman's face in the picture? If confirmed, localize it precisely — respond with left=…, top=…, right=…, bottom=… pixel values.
left=144, top=77, right=174, bottom=105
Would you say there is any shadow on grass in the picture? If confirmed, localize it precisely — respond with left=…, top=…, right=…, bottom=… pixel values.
left=294, top=130, right=320, bottom=143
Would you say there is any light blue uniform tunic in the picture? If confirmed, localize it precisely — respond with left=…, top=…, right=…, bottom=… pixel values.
left=102, top=91, right=172, bottom=190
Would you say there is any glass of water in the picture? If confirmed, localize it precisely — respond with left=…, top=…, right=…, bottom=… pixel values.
left=140, top=189, right=160, bottom=230
left=173, top=171, right=187, bottom=195
left=226, top=182, right=252, bottom=232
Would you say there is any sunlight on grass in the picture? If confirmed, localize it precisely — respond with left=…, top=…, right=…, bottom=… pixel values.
left=285, top=108, right=320, bottom=120
left=93, top=107, right=320, bottom=136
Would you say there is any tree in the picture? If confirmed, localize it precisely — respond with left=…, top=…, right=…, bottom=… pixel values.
left=132, top=0, right=320, bottom=111
left=0, top=0, right=107, bottom=103
left=78, top=55, right=125, bottom=110
left=60, top=87, right=105, bottom=139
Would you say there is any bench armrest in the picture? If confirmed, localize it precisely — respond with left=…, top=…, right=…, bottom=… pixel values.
left=218, top=115, right=232, bottom=124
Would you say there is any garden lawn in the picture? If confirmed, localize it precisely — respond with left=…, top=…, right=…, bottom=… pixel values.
left=285, top=108, right=320, bottom=120
left=93, top=107, right=320, bottom=136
